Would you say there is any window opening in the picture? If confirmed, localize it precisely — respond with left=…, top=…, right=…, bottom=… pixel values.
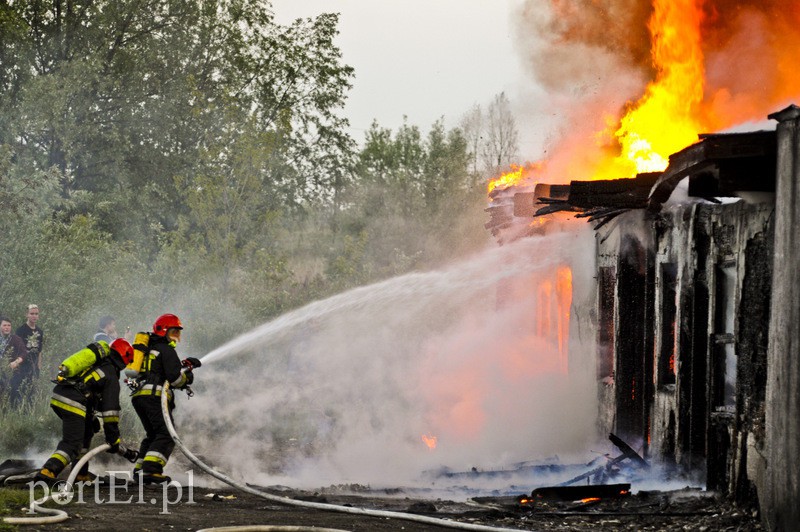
left=598, top=266, right=616, bottom=381
left=658, top=263, right=678, bottom=386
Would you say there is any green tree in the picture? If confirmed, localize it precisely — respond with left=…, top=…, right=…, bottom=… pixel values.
left=0, top=0, right=366, bottom=360
left=0, top=0, right=355, bottom=241
left=423, top=119, right=470, bottom=211
left=331, top=118, right=483, bottom=284
left=356, top=119, right=426, bottom=218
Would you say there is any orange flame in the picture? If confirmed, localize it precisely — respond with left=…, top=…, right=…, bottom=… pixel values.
left=581, top=497, right=601, bottom=503
left=421, top=434, right=437, bottom=450
left=535, top=265, right=572, bottom=373
left=594, top=0, right=706, bottom=180
left=555, top=266, right=572, bottom=373
left=491, top=1, right=710, bottom=187
left=487, top=162, right=545, bottom=195
left=487, top=164, right=525, bottom=194
left=511, top=2, right=800, bottom=189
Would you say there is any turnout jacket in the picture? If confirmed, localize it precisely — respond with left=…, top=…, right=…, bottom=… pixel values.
left=50, top=349, right=125, bottom=446
left=132, top=335, right=192, bottom=403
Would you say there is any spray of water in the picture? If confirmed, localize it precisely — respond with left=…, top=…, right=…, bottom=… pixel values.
left=204, top=231, right=571, bottom=365
left=182, top=226, right=599, bottom=494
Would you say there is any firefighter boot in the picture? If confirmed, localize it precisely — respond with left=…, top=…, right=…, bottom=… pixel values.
left=33, top=468, right=58, bottom=486
left=74, top=471, right=97, bottom=484
left=142, top=473, right=172, bottom=485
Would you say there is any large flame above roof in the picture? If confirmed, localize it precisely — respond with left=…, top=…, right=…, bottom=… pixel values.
left=501, top=0, right=800, bottom=189
left=593, top=0, right=705, bottom=180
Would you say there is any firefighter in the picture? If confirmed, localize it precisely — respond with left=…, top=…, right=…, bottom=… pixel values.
left=131, top=313, right=200, bottom=484
left=35, top=338, right=134, bottom=484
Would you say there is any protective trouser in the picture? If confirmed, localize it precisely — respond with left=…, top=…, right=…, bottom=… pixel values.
left=132, top=395, right=175, bottom=475
left=42, top=405, right=94, bottom=477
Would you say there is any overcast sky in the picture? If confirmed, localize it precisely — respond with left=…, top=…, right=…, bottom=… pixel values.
left=271, top=0, right=546, bottom=160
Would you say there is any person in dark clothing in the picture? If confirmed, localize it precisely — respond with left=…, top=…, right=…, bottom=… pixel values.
left=131, top=313, right=199, bottom=484
left=0, top=316, right=28, bottom=403
left=35, top=338, right=134, bottom=484
left=11, top=304, right=44, bottom=407
left=93, top=315, right=117, bottom=344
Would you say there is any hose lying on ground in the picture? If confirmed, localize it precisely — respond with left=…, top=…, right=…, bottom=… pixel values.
left=162, top=382, right=528, bottom=532
left=1, top=443, right=110, bottom=525
left=196, top=527, right=352, bottom=532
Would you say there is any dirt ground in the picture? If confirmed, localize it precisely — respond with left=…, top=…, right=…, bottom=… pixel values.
left=2, top=478, right=763, bottom=531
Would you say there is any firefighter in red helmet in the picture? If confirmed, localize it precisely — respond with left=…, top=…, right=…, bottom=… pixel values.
left=35, top=338, right=134, bottom=484
left=131, top=313, right=200, bottom=484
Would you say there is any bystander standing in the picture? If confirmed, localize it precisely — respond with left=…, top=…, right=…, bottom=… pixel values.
left=94, top=315, right=117, bottom=343
left=0, top=316, right=28, bottom=405
left=93, top=315, right=131, bottom=343
left=13, top=304, right=44, bottom=408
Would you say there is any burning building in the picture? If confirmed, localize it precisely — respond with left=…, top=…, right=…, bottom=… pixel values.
left=488, top=104, right=800, bottom=529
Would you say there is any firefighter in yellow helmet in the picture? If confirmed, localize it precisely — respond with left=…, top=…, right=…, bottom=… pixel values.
left=35, top=338, right=134, bottom=484
left=131, top=313, right=200, bottom=484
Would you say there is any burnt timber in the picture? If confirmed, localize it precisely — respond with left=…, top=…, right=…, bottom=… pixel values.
left=530, top=483, right=631, bottom=502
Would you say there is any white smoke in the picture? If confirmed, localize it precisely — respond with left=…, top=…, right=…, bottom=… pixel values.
left=177, top=225, right=599, bottom=494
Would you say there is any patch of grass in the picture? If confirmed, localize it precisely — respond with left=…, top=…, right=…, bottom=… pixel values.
left=0, top=487, right=31, bottom=530
left=0, top=383, right=58, bottom=458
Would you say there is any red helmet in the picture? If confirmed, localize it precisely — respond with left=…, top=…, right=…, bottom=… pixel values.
left=153, top=313, right=183, bottom=336
left=110, top=338, right=134, bottom=366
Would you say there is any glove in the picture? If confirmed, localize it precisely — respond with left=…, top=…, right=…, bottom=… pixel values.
left=184, top=369, right=194, bottom=386
left=182, top=357, right=202, bottom=370
left=106, top=439, right=120, bottom=454
left=92, top=416, right=101, bottom=434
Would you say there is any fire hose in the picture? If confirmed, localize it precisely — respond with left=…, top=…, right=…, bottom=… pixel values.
left=1, top=443, right=110, bottom=525
left=161, top=382, right=529, bottom=532
left=196, top=527, right=350, bottom=532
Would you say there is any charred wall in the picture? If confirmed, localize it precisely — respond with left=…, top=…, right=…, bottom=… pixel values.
left=595, top=246, right=618, bottom=437
left=594, top=216, right=655, bottom=450
left=732, top=226, right=772, bottom=503
left=594, top=175, right=774, bottom=498
left=761, top=105, right=800, bottom=531
left=702, top=201, right=774, bottom=499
